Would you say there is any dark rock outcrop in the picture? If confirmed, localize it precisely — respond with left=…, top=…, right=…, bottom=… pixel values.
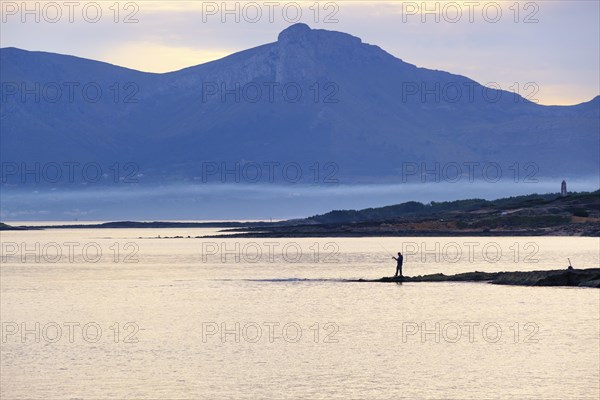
left=355, top=268, right=600, bottom=288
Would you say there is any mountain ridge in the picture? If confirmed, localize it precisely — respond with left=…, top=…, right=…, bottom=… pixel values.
left=2, top=24, right=598, bottom=106
left=1, top=24, right=598, bottom=183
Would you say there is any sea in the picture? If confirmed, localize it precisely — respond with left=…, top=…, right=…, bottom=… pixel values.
left=1, top=225, right=598, bottom=399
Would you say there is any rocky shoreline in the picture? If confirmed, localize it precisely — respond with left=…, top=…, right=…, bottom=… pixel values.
left=352, top=268, right=600, bottom=288
left=201, top=225, right=600, bottom=238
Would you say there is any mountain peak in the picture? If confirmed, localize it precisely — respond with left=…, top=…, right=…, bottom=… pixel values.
left=276, top=23, right=363, bottom=52
left=278, top=23, right=311, bottom=41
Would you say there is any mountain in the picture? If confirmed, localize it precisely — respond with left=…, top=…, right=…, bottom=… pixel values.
left=1, top=23, right=598, bottom=184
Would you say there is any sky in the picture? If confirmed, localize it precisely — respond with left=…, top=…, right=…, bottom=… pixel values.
left=1, top=1, right=599, bottom=105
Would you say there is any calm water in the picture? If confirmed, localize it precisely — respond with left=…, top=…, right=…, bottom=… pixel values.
left=1, top=227, right=599, bottom=399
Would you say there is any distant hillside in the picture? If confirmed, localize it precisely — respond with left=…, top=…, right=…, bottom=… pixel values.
left=199, top=190, right=600, bottom=237
left=0, top=222, right=33, bottom=230
left=305, top=191, right=600, bottom=224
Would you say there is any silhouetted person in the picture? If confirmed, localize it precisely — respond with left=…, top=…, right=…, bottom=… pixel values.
left=392, top=252, right=403, bottom=278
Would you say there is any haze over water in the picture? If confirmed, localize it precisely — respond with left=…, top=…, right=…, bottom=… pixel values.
left=1, top=227, right=598, bottom=399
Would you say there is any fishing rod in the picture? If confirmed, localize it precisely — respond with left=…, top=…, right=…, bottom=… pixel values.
left=378, top=243, right=395, bottom=258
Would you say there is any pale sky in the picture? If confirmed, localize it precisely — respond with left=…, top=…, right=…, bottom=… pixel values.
left=1, top=0, right=599, bottom=105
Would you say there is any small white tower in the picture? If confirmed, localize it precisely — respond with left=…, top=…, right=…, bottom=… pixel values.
left=561, top=180, right=567, bottom=197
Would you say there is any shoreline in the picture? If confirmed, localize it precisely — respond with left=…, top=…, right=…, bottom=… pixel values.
left=352, top=268, right=600, bottom=288
left=199, top=229, right=598, bottom=238
left=2, top=222, right=598, bottom=237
